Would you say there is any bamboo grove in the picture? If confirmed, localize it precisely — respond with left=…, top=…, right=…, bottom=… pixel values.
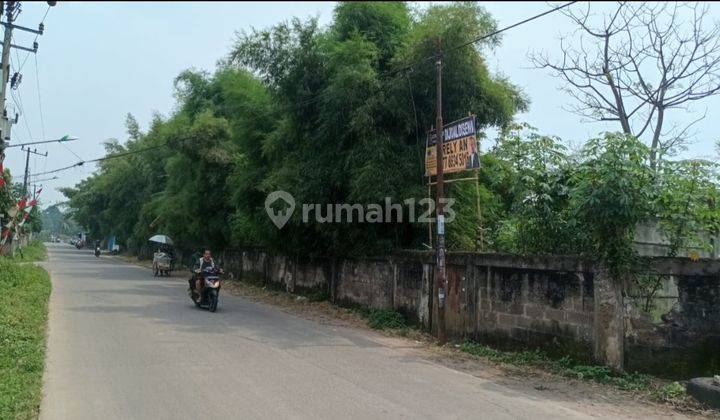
left=60, top=2, right=720, bottom=270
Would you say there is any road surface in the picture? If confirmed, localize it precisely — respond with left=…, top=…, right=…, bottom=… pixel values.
left=39, top=243, right=664, bottom=419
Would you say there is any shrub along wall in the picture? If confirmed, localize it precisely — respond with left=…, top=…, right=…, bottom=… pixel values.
left=184, top=248, right=718, bottom=378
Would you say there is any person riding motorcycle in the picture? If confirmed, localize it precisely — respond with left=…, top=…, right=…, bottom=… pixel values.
left=189, top=250, right=222, bottom=303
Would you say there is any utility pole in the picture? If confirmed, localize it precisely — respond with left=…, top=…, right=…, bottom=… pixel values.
left=0, top=1, right=17, bottom=162
left=434, top=42, right=447, bottom=344
left=0, top=1, right=55, bottom=164
left=21, top=146, right=46, bottom=196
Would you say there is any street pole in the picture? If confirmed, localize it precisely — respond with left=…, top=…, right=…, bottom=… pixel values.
left=434, top=43, right=447, bottom=344
left=0, top=1, right=16, bottom=162
left=21, top=146, right=47, bottom=196
left=22, top=146, right=30, bottom=195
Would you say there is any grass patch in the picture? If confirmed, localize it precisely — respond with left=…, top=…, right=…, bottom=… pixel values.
left=367, top=309, right=407, bottom=330
left=343, top=307, right=409, bottom=331
left=653, top=381, right=686, bottom=401
left=460, top=341, right=652, bottom=392
left=9, top=241, right=47, bottom=263
left=0, top=257, right=51, bottom=419
left=306, top=290, right=329, bottom=302
left=459, top=341, right=547, bottom=365
left=552, top=356, right=652, bottom=391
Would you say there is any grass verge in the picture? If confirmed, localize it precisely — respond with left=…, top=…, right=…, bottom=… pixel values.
left=9, top=241, right=47, bottom=263
left=0, top=257, right=51, bottom=419
left=458, top=340, right=704, bottom=409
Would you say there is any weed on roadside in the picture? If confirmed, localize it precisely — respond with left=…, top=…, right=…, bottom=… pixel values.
left=462, top=340, right=651, bottom=392
left=654, top=381, right=686, bottom=401
left=306, top=290, right=329, bottom=302
left=9, top=240, right=47, bottom=263
left=553, top=360, right=651, bottom=391
left=460, top=341, right=547, bottom=365
left=367, top=309, right=407, bottom=330
left=0, top=258, right=51, bottom=419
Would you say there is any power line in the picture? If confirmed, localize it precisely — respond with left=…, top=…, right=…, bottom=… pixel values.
left=9, top=81, right=33, bottom=141
left=285, top=1, right=578, bottom=111
left=447, top=2, right=577, bottom=54
left=32, top=52, right=83, bottom=160
left=30, top=142, right=168, bottom=177
left=7, top=51, right=36, bottom=145
left=16, top=4, right=50, bottom=74
left=33, top=54, right=45, bottom=141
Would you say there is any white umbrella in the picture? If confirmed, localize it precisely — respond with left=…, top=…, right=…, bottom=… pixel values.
left=148, top=234, right=173, bottom=245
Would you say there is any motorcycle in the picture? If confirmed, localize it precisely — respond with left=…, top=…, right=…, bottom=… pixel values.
left=189, top=266, right=222, bottom=312
left=94, top=246, right=101, bottom=257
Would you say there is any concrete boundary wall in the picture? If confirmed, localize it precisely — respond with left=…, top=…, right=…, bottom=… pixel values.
left=219, top=249, right=719, bottom=377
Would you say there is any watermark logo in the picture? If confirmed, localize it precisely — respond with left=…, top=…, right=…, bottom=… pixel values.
left=265, top=190, right=296, bottom=229
left=264, top=190, right=455, bottom=229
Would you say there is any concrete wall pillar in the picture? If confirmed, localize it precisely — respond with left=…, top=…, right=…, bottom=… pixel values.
left=593, top=267, right=624, bottom=372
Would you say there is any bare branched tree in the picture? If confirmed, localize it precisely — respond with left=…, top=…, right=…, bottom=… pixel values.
left=531, top=2, right=720, bottom=169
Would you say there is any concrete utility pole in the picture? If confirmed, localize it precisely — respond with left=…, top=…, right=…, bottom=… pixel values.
left=0, top=1, right=17, bottom=162
left=21, top=146, right=47, bottom=196
left=434, top=43, right=447, bottom=344
left=0, top=1, right=55, bottom=164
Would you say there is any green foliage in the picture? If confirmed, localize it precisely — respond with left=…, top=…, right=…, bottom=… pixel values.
left=460, top=341, right=547, bottom=365
left=367, top=309, right=407, bottom=330
left=0, top=174, right=43, bottom=247
left=486, top=124, right=584, bottom=254
left=64, top=1, right=526, bottom=258
left=654, top=381, right=686, bottom=401
left=654, top=159, right=720, bottom=256
left=306, top=290, right=329, bottom=302
left=11, top=241, right=46, bottom=263
left=461, top=341, right=652, bottom=392
left=0, top=167, right=12, bottom=216
left=552, top=358, right=651, bottom=391
left=40, top=204, right=80, bottom=238
left=570, top=133, right=654, bottom=275
left=0, top=258, right=51, bottom=419
left=59, top=1, right=719, bottom=269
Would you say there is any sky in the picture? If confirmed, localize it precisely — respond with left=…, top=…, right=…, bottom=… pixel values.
left=3, top=1, right=720, bottom=205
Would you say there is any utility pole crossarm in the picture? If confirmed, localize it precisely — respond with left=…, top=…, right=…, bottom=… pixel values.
left=1, top=21, right=43, bottom=35
left=10, top=42, right=37, bottom=53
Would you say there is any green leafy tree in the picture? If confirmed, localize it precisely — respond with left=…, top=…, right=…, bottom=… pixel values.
left=230, top=1, right=526, bottom=257
left=488, top=124, right=584, bottom=254
left=570, top=133, right=654, bottom=277
left=654, top=159, right=720, bottom=256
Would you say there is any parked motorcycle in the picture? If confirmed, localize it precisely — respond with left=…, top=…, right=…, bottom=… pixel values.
left=189, top=266, right=222, bottom=312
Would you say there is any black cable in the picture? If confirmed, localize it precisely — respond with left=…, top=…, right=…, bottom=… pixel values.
left=30, top=143, right=168, bottom=177
left=17, top=4, right=51, bottom=73
left=447, top=2, right=577, bottom=54
left=286, top=1, right=578, bottom=111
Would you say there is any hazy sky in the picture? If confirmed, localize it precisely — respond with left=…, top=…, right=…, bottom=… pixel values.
left=4, top=1, right=720, bottom=205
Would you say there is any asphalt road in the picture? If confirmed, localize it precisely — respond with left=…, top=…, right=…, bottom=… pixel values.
left=38, top=243, right=623, bottom=419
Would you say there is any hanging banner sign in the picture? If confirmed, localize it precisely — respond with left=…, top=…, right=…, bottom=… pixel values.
left=425, top=115, right=479, bottom=176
